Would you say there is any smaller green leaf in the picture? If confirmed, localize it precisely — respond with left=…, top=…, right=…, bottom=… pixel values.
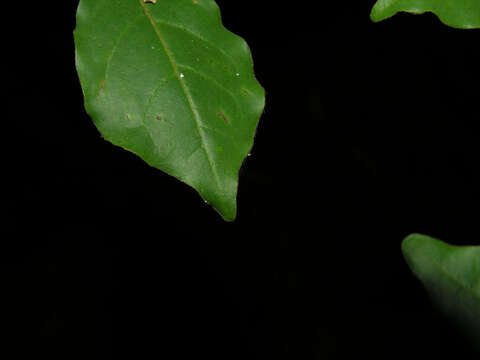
left=402, top=234, right=480, bottom=347
left=371, top=0, right=480, bottom=29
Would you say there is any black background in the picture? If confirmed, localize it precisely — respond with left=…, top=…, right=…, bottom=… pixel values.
left=4, top=1, right=480, bottom=359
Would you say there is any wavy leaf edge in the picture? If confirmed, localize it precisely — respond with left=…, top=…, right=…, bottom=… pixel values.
left=370, top=0, right=480, bottom=29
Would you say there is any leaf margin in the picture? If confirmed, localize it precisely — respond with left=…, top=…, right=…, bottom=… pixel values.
left=370, top=0, right=480, bottom=29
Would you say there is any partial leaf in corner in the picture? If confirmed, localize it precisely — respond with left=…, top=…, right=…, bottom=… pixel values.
left=402, top=234, right=480, bottom=348
left=74, top=0, right=265, bottom=221
left=371, top=0, right=480, bottom=29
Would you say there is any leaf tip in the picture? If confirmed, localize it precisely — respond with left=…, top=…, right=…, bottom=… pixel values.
left=202, top=193, right=237, bottom=222
left=215, top=203, right=237, bottom=222
left=370, top=1, right=389, bottom=23
left=401, top=233, right=434, bottom=262
left=402, top=232, right=425, bottom=247
left=369, top=8, right=382, bottom=23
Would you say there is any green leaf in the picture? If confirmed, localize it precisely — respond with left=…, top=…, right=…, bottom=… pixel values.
left=402, top=234, right=480, bottom=345
left=370, top=0, right=480, bottom=29
left=74, top=0, right=265, bottom=221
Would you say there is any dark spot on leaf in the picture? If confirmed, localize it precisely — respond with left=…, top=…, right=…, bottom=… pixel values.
left=156, top=115, right=163, bottom=121
left=241, top=88, right=251, bottom=96
left=99, top=79, right=106, bottom=91
left=217, top=111, right=229, bottom=124
left=126, top=114, right=131, bottom=121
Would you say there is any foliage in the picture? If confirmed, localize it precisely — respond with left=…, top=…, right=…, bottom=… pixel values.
left=371, top=0, right=480, bottom=29
left=403, top=234, right=480, bottom=346
left=75, top=0, right=480, bottom=350
left=371, top=0, right=480, bottom=351
left=74, top=0, right=265, bottom=221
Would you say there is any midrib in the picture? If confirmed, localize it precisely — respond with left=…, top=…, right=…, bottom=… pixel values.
left=139, top=0, right=221, bottom=190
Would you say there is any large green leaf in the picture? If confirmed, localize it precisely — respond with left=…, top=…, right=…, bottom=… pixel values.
left=402, top=234, right=480, bottom=345
left=74, top=0, right=265, bottom=221
left=371, top=0, right=480, bottom=29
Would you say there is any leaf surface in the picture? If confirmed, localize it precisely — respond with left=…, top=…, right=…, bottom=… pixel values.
left=74, top=0, right=265, bottom=220
left=402, top=234, right=480, bottom=345
left=371, top=0, right=480, bottom=28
